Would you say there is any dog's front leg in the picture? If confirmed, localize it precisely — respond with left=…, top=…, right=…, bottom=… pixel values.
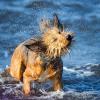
left=23, top=70, right=32, bottom=95
left=23, top=68, right=39, bottom=95
left=53, top=74, right=63, bottom=91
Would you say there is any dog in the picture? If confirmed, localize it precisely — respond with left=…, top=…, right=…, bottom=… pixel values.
left=9, top=14, right=73, bottom=95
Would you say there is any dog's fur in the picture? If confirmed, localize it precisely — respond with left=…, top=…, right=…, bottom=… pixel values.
left=9, top=14, right=73, bottom=95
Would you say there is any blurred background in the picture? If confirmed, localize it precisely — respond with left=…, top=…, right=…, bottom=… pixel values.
left=0, top=0, right=100, bottom=99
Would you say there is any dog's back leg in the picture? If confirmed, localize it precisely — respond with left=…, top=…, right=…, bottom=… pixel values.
left=10, top=45, right=24, bottom=81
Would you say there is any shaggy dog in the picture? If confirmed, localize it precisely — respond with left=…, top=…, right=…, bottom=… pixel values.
left=9, top=14, right=73, bottom=95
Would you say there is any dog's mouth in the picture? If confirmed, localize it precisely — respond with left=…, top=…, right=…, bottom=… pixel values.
left=46, top=42, right=71, bottom=58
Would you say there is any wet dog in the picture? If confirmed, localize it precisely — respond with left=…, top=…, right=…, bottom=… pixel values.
left=9, top=14, right=73, bottom=95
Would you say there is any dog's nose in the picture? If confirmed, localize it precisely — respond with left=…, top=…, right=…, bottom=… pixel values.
left=67, top=35, right=73, bottom=41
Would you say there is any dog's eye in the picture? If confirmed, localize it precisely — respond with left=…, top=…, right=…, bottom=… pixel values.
left=58, top=31, right=61, bottom=34
left=53, top=38, right=57, bottom=42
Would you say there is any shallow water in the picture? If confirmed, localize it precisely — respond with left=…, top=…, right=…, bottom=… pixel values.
left=0, top=0, right=100, bottom=99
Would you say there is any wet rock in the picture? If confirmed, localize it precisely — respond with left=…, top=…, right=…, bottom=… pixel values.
left=0, top=69, right=48, bottom=99
left=0, top=69, right=100, bottom=100
left=0, top=68, right=19, bottom=84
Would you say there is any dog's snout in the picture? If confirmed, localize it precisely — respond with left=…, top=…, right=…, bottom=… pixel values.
left=67, top=35, right=73, bottom=41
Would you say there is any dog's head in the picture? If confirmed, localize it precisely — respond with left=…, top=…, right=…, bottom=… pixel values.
left=40, top=14, right=74, bottom=58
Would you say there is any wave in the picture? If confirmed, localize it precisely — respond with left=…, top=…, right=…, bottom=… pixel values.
left=63, top=63, right=100, bottom=77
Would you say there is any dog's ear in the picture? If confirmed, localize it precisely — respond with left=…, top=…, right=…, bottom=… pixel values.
left=53, top=13, right=64, bottom=32
left=53, top=13, right=59, bottom=28
left=24, top=38, right=39, bottom=51
left=25, top=44, right=35, bottom=51
left=24, top=39, right=46, bottom=52
left=25, top=43, right=46, bottom=52
left=39, top=18, right=50, bottom=33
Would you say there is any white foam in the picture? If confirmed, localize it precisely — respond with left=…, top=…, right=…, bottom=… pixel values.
left=3, top=88, right=13, bottom=95
left=16, top=82, right=23, bottom=88
left=6, top=65, right=9, bottom=68
left=63, top=66, right=94, bottom=77
left=39, top=89, right=47, bottom=94
left=63, top=67, right=79, bottom=73
left=0, top=78, right=4, bottom=84
left=82, top=71, right=94, bottom=76
left=38, top=90, right=65, bottom=99
left=35, top=89, right=100, bottom=100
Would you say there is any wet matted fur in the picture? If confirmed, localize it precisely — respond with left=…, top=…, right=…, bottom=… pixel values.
left=9, top=14, right=74, bottom=95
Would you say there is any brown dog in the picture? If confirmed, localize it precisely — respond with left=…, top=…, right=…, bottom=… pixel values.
left=9, top=14, right=73, bottom=95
